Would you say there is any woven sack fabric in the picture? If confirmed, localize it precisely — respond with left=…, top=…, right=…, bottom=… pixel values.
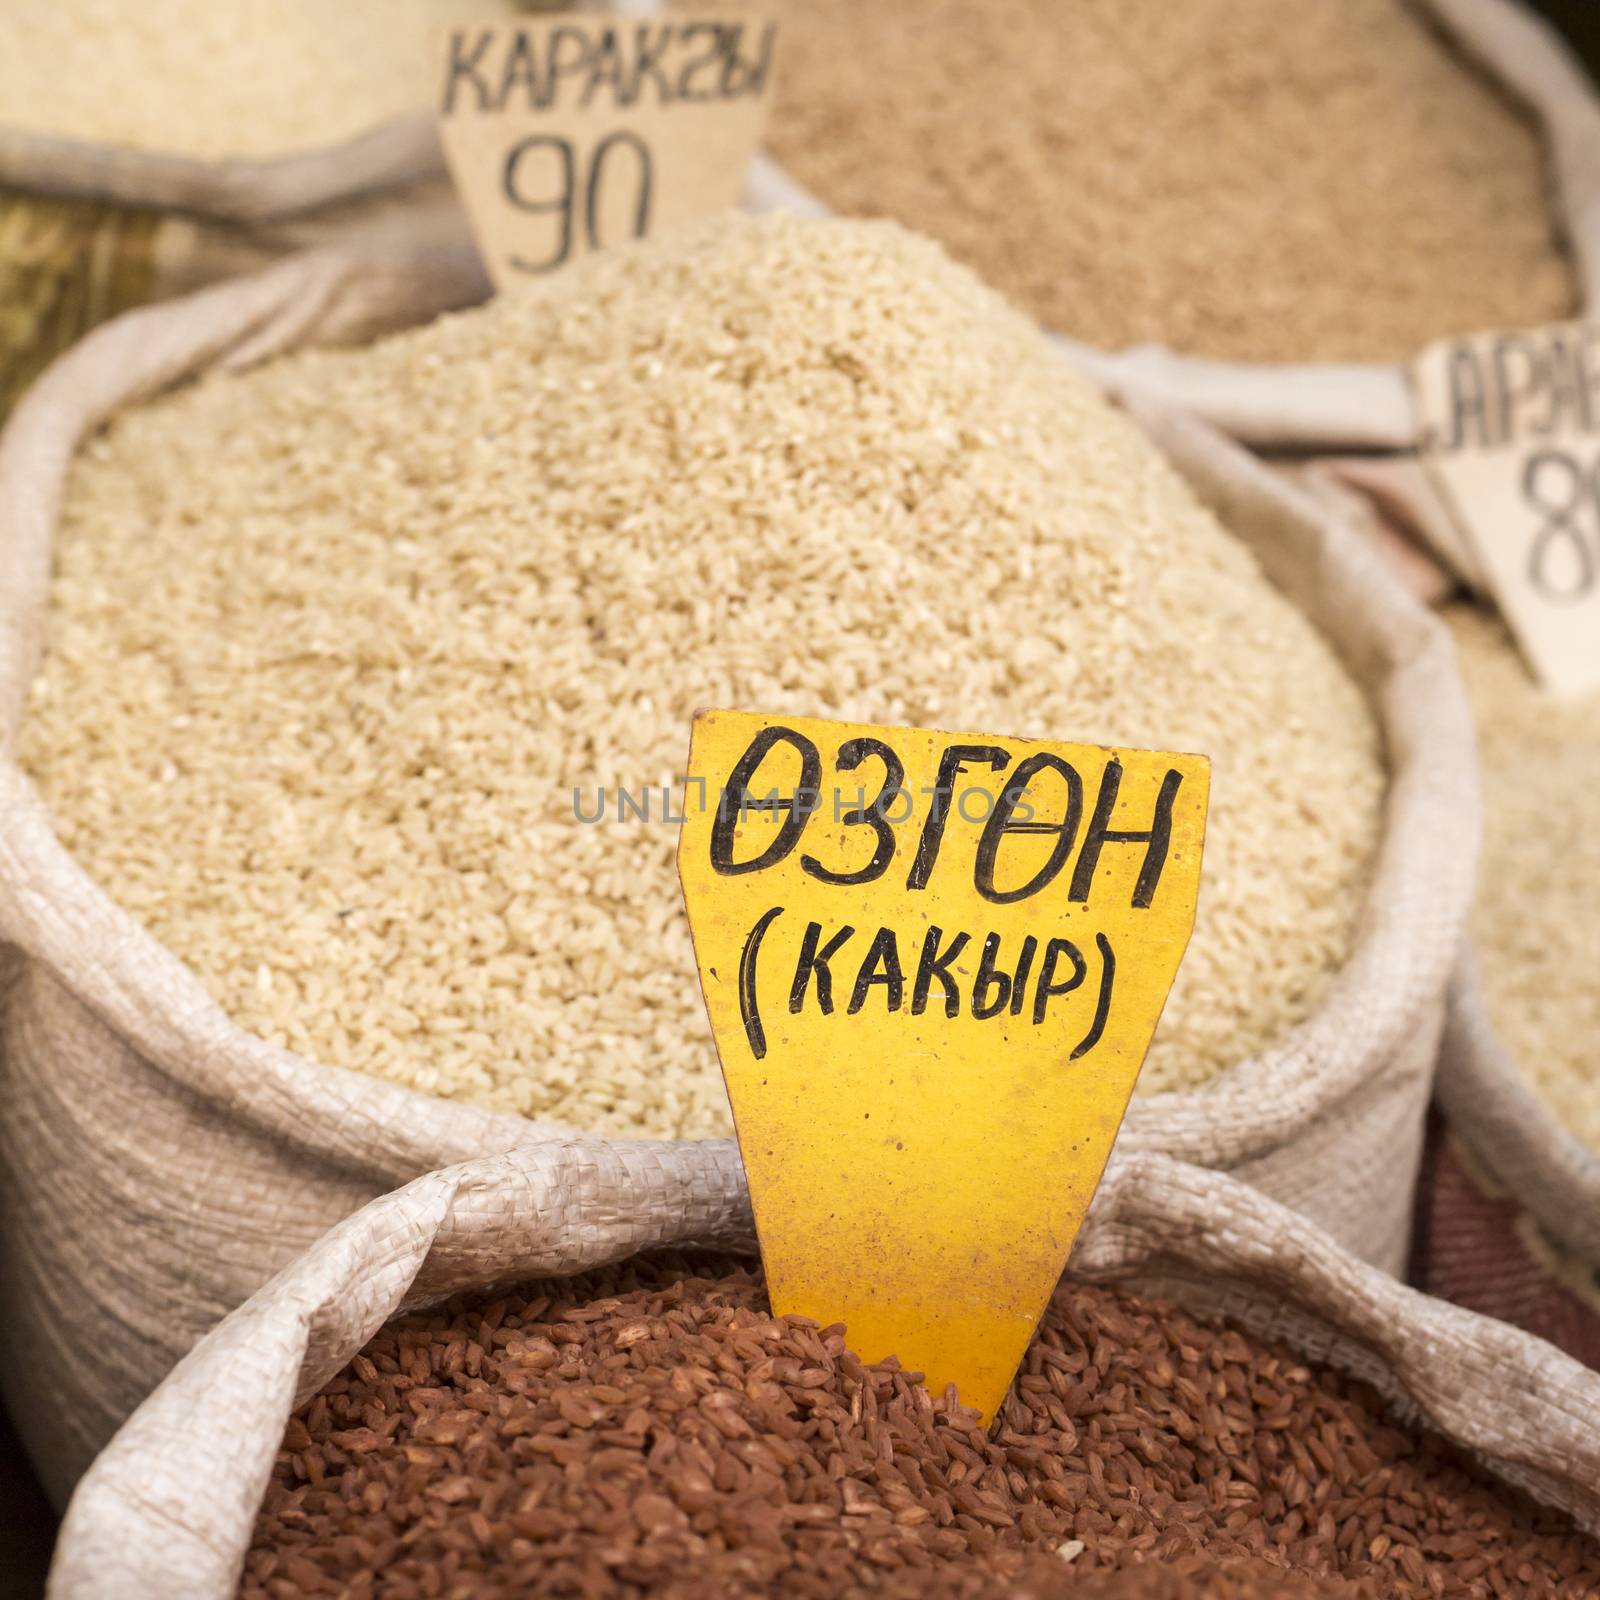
left=0, top=103, right=481, bottom=424
left=45, top=1149, right=1600, bottom=1598
left=0, top=244, right=1477, bottom=1504
left=1406, top=953, right=1600, bottom=1369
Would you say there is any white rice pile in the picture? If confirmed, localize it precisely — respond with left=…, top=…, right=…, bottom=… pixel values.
left=1447, top=604, right=1600, bottom=1149
left=18, top=213, right=1385, bottom=1137
left=2, top=0, right=502, bottom=160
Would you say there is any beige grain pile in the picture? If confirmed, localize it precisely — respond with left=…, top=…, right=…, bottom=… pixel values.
left=19, top=213, right=1384, bottom=1136
left=1, top=0, right=503, bottom=160
left=767, top=0, right=1575, bottom=364
left=1447, top=604, right=1600, bottom=1148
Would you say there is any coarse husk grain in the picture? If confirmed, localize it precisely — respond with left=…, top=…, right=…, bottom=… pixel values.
left=765, top=0, right=1575, bottom=365
left=15, top=212, right=1385, bottom=1138
left=1, top=0, right=505, bottom=162
left=1445, top=604, right=1600, bottom=1150
left=236, top=1256, right=1599, bottom=1599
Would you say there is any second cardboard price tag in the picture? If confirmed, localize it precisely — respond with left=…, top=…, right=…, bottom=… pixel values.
left=438, top=9, right=777, bottom=289
left=1413, top=321, right=1600, bottom=696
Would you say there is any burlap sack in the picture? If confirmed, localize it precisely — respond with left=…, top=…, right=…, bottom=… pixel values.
left=1325, top=500, right=1600, bottom=1362
left=0, top=0, right=639, bottom=415
left=1406, top=947, right=1600, bottom=1368
left=1436, top=956, right=1600, bottom=1270
left=749, top=0, right=1600, bottom=461
left=45, top=1147, right=1600, bottom=1598
left=1090, top=396, right=1476, bottom=1285
left=0, top=100, right=482, bottom=421
left=0, top=243, right=1477, bottom=1508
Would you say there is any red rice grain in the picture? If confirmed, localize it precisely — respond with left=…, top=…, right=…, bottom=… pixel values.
left=239, top=1256, right=1600, bottom=1598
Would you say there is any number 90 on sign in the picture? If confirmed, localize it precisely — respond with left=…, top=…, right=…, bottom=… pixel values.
left=503, top=130, right=652, bottom=275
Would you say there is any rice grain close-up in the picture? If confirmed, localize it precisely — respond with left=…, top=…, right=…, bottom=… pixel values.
left=237, top=1254, right=1600, bottom=1598
left=765, top=0, right=1576, bottom=364
left=16, top=213, right=1385, bottom=1137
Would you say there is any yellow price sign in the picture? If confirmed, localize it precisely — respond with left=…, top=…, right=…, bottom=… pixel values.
left=678, top=711, right=1209, bottom=1421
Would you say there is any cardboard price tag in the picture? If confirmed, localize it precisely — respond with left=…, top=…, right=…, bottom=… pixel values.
left=1412, top=322, right=1600, bottom=696
left=677, top=711, right=1209, bottom=1421
left=437, top=9, right=777, bottom=290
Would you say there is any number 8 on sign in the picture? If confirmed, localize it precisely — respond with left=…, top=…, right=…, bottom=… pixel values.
left=1524, top=448, right=1600, bottom=604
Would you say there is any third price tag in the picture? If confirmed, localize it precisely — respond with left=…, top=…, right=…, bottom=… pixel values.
left=1413, top=321, right=1600, bottom=696
left=678, top=710, right=1209, bottom=1422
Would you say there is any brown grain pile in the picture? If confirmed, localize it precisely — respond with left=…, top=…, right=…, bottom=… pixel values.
left=18, top=212, right=1385, bottom=1136
left=1446, top=604, right=1600, bottom=1148
left=767, top=0, right=1575, bottom=364
left=239, top=1255, right=1600, bottom=1599
left=1061, top=1561, right=1372, bottom=1600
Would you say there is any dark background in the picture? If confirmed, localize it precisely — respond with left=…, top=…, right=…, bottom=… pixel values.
left=1529, top=0, right=1600, bottom=75
left=1, top=1405, right=54, bottom=1599
left=0, top=4, right=1597, bottom=1597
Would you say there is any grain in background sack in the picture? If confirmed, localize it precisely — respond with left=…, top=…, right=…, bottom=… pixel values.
left=768, top=0, right=1573, bottom=366
left=753, top=0, right=1600, bottom=459
left=46, top=1149, right=1600, bottom=1598
left=1408, top=609, right=1600, bottom=1366
left=0, top=0, right=620, bottom=416
left=1072, top=0, right=1600, bottom=583
left=0, top=237, right=1475, bottom=1506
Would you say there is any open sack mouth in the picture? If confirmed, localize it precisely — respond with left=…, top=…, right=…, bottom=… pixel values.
left=12, top=212, right=1387, bottom=1136
left=50, top=1147, right=1600, bottom=1600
